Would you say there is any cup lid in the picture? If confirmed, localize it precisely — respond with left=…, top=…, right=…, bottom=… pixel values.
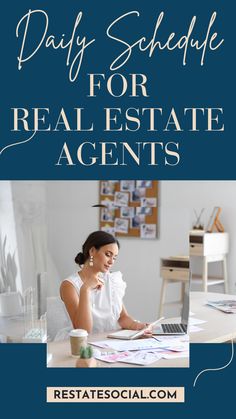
left=69, top=329, right=88, bottom=337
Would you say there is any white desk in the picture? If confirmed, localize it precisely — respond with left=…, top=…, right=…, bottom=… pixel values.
left=47, top=334, right=189, bottom=368
left=0, top=315, right=46, bottom=343
left=159, top=291, right=236, bottom=343
left=190, top=291, right=236, bottom=343
left=47, top=291, right=236, bottom=368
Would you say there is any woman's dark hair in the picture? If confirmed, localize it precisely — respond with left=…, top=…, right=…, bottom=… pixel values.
left=75, top=231, right=120, bottom=266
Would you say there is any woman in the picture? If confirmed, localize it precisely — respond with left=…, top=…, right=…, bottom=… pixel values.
left=60, top=230, right=147, bottom=334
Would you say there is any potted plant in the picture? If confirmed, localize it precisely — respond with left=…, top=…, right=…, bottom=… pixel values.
left=0, top=235, right=22, bottom=316
left=75, top=345, right=97, bottom=368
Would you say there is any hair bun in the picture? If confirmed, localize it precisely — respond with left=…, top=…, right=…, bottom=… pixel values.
left=75, top=252, right=85, bottom=265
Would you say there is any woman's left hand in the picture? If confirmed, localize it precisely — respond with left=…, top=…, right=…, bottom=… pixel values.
left=134, top=321, right=153, bottom=338
left=133, top=321, right=149, bottom=330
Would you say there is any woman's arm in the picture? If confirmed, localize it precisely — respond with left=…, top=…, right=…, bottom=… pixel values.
left=118, top=305, right=147, bottom=330
left=60, top=281, right=93, bottom=333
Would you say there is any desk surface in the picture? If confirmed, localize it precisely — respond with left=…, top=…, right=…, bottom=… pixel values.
left=47, top=335, right=189, bottom=368
left=47, top=291, right=236, bottom=368
left=190, top=291, right=236, bottom=343
left=2, top=291, right=235, bottom=367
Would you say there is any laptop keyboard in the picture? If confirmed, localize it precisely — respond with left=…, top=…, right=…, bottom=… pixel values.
left=161, top=323, right=187, bottom=334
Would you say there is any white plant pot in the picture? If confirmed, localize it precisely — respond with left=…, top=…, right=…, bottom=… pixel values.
left=0, top=292, right=23, bottom=316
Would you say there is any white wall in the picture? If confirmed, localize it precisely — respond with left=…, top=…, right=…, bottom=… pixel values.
left=45, top=181, right=99, bottom=292
left=0, top=182, right=22, bottom=293
left=45, top=181, right=236, bottom=322
left=0, top=181, right=48, bottom=294
left=11, top=181, right=47, bottom=292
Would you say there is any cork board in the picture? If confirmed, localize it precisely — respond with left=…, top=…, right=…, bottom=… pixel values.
left=99, top=180, right=158, bottom=239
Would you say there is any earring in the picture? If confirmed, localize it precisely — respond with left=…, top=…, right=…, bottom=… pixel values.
left=89, top=255, right=94, bottom=267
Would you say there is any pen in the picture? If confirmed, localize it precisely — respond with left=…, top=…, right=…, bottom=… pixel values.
left=146, top=317, right=165, bottom=331
left=128, top=317, right=165, bottom=340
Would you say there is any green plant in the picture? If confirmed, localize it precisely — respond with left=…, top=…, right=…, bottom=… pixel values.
left=79, top=345, right=93, bottom=359
left=0, top=235, right=17, bottom=293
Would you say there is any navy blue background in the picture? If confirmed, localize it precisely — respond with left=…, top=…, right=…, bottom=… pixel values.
left=0, top=1, right=235, bottom=417
left=0, top=0, right=234, bottom=179
left=0, top=343, right=235, bottom=417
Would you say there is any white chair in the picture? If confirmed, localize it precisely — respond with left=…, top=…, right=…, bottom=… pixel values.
left=47, top=296, right=71, bottom=341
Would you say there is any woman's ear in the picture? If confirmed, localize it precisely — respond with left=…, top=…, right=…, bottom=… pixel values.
left=89, top=246, right=96, bottom=257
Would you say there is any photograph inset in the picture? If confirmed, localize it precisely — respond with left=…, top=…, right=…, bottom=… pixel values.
left=1, top=181, right=235, bottom=370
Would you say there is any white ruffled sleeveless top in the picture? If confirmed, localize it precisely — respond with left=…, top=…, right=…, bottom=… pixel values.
left=62, top=270, right=126, bottom=334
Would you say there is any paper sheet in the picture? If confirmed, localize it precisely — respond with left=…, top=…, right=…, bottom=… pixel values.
left=96, top=350, right=162, bottom=365
left=162, top=351, right=189, bottom=359
left=91, top=335, right=189, bottom=365
left=121, top=351, right=162, bottom=365
left=90, top=337, right=163, bottom=351
left=189, top=325, right=203, bottom=332
left=95, top=351, right=131, bottom=363
left=189, top=317, right=207, bottom=325
left=95, top=346, right=189, bottom=364
left=154, top=335, right=189, bottom=343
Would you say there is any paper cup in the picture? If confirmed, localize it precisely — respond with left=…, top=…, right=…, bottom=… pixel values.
left=69, top=329, right=88, bottom=357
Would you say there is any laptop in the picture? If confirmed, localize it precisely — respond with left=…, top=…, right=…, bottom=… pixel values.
left=152, top=271, right=190, bottom=335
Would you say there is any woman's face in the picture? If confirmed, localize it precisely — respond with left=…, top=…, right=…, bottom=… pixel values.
left=91, top=243, right=119, bottom=273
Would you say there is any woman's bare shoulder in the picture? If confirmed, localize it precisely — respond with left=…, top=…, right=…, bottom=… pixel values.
left=60, top=279, right=77, bottom=298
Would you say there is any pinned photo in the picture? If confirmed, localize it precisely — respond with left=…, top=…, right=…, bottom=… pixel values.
left=131, top=188, right=146, bottom=202
left=136, top=207, right=153, bottom=216
left=120, top=207, right=135, bottom=218
left=101, top=225, right=116, bottom=235
left=101, top=181, right=115, bottom=196
left=131, top=214, right=145, bottom=228
left=140, top=224, right=157, bottom=239
left=114, top=191, right=129, bottom=207
left=136, top=180, right=153, bottom=188
left=101, top=199, right=116, bottom=209
left=101, top=208, right=115, bottom=222
left=114, top=218, right=129, bottom=233
left=120, top=180, right=135, bottom=192
left=141, top=197, right=157, bottom=207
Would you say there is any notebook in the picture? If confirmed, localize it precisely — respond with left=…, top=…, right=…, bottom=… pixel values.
left=107, top=319, right=163, bottom=340
left=107, top=328, right=147, bottom=340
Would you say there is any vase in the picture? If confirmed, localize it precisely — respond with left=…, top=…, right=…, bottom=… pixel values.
left=75, top=358, right=97, bottom=368
left=0, top=292, right=23, bottom=316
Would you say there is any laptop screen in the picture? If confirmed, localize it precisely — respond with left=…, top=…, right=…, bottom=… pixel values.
left=181, top=270, right=191, bottom=326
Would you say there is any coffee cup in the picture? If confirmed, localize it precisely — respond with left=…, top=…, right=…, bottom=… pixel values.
left=69, top=329, right=88, bottom=357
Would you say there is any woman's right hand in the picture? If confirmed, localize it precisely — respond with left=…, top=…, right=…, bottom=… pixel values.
left=81, top=275, right=104, bottom=291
